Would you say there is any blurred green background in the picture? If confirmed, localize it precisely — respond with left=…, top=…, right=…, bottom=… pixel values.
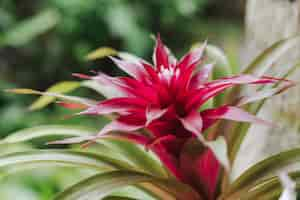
left=0, top=0, right=243, bottom=199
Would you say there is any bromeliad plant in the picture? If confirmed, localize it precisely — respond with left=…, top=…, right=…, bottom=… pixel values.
left=3, top=35, right=300, bottom=200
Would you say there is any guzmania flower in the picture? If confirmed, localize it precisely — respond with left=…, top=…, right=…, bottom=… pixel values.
left=54, top=36, right=292, bottom=200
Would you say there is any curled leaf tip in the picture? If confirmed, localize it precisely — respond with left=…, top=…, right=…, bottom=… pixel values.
left=85, top=47, right=118, bottom=61
left=5, top=88, right=40, bottom=94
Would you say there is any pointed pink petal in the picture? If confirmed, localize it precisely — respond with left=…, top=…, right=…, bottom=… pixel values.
left=175, top=62, right=198, bottom=93
left=180, top=111, right=203, bottom=137
left=79, top=97, right=147, bottom=115
left=93, top=73, right=159, bottom=102
left=57, top=101, right=89, bottom=110
left=142, top=62, right=160, bottom=83
left=72, top=73, right=92, bottom=79
left=153, top=35, right=169, bottom=71
left=205, top=75, right=276, bottom=87
left=186, top=75, right=281, bottom=112
left=186, top=84, right=231, bottom=112
left=110, top=56, right=148, bottom=81
left=190, top=63, right=214, bottom=88
left=202, top=106, right=274, bottom=126
left=145, top=105, right=168, bottom=126
left=92, top=73, right=133, bottom=97
left=97, top=117, right=145, bottom=136
left=48, top=132, right=151, bottom=148
left=177, top=41, right=206, bottom=70
left=119, top=77, right=159, bottom=102
left=164, top=46, right=178, bottom=67
left=92, top=132, right=150, bottom=146
left=78, top=118, right=146, bottom=149
left=260, top=75, right=294, bottom=83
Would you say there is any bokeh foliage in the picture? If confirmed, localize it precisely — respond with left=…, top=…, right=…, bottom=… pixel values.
left=0, top=1, right=243, bottom=199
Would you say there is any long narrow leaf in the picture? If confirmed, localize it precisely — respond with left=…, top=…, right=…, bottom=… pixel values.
left=225, top=172, right=300, bottom=200
left=100, top=139, right=167, bottom=178
left=29, top=81, right=82, bottom=110
left=243, top=36, right=300, bottom=75
left=0, top=125, right=95, bottom=144
left=227, top=148, right=300, bottom=195
left=228, top=61, right=300, bottom=165
left=1, top=125, right=166, bottom=177
left=85, top=47, right=118, bottom=60
left=54, top=171, right=201, bottom=200
left=0, top=150, right=133, bottom=176
left=103, top=197, right=139, bottom=200
left=6, top=87, right=96, bottom=109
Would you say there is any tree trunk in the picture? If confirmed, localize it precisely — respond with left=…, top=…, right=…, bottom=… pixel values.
left=232, top=0, right=300, bottom=179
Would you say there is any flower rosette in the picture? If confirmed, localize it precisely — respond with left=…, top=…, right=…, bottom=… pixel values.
left=51, top=36, right=294, bottom=200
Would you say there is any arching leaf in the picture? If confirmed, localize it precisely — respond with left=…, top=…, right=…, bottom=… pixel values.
left=224, top=171, right=300, bottom=200
left=243, top=36, right=300, bottom=76
left=0, top=150, right=133, bottom=176
left=85, top=47, right=118, bottom=60
left=29, top=81, right=82, bottom=110
left=54, top=171, right=201, bottom=200
left=2, top=125, right=166, bottom=177
left=227, top=148, right=300, bottom=195
left=0, top=125, right=95, bottom=144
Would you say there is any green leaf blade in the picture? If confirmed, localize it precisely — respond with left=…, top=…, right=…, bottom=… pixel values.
left=227, top=148, right=300, bottom=195
left=54, top=171, right=201, bottom=200
left=0, top=150, right=133, bottom=176
left=29, top=81, right=81, bottom=110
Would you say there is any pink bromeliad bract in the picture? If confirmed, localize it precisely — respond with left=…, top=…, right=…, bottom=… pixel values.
left=56, top=36, right=287, bottom=200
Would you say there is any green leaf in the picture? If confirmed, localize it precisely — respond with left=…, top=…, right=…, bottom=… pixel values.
left=54, top=171, right=201, bottom=200
left=227, top=148, right=300, bottom=195
left=0, top=125, right=95, bottom=144
left=205, top=44, right=232, bottom=78
left=225, top=172, right=300, bottom=200
left=107, top=186, right=157, bottom=200
left=243, top=36, right=300, bottom=76
left=228, top=61, right=300, bottom=167
left=0, top=150, right=133, bottom=176
left=28, top=81, right=81, bottom=110
left=191, top=42, right=232, bottom=78
left=2, top=125, right=166, bottom=177
left=100, top=139, right=167, bottom=178
left=5, top=88, right=41, bottom=95
left=1, top=9, right=60, bottom=47
left=103, top=197, right=139, bottom=200
left=85, top=47, right=118, bottom=60
left=6, top=85, right=96, bottom=110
